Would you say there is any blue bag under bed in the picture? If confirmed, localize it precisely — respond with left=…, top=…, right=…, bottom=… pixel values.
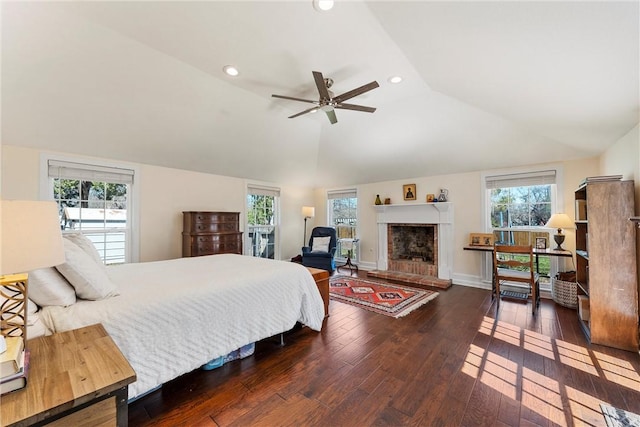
left=201, top=342, right=255, bottom=370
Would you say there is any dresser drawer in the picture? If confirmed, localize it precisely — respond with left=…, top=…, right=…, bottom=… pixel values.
left=183, top=211, right=240, bottom=232
left=183, top=232, right=242, bottom=256
left=193, top=221, right=238, bottom=233
left=194, top=243, right=237, bottom=255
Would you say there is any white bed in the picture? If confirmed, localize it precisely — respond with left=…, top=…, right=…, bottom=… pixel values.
left=37, top=254, right=325, bottom=399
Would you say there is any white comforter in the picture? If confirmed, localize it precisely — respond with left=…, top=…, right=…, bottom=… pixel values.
left=39, top=254, right=325, bottom=399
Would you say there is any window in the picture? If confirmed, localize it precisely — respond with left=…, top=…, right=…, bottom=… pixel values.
left=485, top=169, right=559, bottom=286
left=47, top=159, right=134, bottom=264
left=247, top=185, right=280, bottom=259
left=327, top=189, right=357, bottom=262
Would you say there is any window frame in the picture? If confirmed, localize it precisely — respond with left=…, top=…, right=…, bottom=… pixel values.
left=327, top=189, right=358, bottom=263
left=246, top=183, right=281, bottom=260
left=481, top=166, right=565, bottom=289
left=39, top=153, right=140, bottom=263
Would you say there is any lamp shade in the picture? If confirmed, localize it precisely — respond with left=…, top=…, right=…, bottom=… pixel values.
left=1, top=200, right=65, bottom=275
left=302, top=206, right=315, bottom=218
left=545, top=213, right=576, bottom=231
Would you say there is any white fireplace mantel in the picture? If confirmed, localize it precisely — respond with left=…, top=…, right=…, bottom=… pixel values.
left=375, top=202, right=454, bottom=280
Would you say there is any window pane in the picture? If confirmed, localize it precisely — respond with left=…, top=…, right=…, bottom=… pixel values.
left=509, top=204, right=529, bottom=226
left=530, top=203, right=551, bottom=226
left=511, top=187, right=529, bottom=204
left=246, top=193, right=278, bottom=259
left=491, top=204, right=509, bottom=228
left=54, top=179, right=128, bottom=264
left=329, top=197, right=358, bottom=261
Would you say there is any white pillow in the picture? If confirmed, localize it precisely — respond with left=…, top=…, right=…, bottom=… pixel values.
left=312, top=236, right=331, bottom=253
left=27, top=267, right=77, bottom=307
left=56, top=239, right=119, bottom=300
left=63, top=232, right=105, bottom=269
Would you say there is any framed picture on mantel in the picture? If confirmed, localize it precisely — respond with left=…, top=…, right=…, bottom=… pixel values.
left=403, top=184, right=416, bottom=201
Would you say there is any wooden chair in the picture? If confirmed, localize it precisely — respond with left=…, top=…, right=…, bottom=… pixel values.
left=493, top=245, right=540, bottom=315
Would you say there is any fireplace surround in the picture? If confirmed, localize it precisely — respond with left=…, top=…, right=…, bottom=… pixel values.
left=375, top=203, right=453, bottom=280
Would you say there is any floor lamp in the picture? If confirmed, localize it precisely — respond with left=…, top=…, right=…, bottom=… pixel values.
left=1, top=200, right=65, bottom=351
left=302, top=206, right=315, bottom=246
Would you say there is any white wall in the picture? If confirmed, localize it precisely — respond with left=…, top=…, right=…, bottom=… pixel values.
left=314, top=157, right=600, bottom=287
left=1, top=143, right=623, bottom=287
left=599, top=124, right=640, bottom=209
left=1, top=145, right=314, bottom=262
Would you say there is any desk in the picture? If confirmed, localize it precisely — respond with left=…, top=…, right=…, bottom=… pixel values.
left=464, top=245, right=573, bottom=310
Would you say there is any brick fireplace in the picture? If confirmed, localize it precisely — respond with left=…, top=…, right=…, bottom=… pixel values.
left=387, top=224, right=438, bottom=276
left=375, top=203, right=453, bottom=281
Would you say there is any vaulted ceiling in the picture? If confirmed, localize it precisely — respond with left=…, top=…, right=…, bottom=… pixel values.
left=2, top=1, right=638, bottom=188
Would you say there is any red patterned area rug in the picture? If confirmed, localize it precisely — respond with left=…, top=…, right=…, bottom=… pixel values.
left=329, top=275, right=438, bottom=318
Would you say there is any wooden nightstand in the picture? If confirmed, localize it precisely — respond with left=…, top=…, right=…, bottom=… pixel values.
left=1, top=323, right=136, bottom=427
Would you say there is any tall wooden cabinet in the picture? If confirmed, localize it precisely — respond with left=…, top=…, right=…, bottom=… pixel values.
left=182, top=211, right=243, bottom=257
left=574, top=179, right=638, bottom=351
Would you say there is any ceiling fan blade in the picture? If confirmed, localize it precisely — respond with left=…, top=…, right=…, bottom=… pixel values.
left=313, top=71, right=331, bottom=101
left=324, top=108, right=338, bottom=124
left=333, top=81, right=379, bottom=103
left=335, top=103, right=376, bottom=113
left=272, top=94, right=317, bottom=104
left=288, top=106, right=319, bottom=119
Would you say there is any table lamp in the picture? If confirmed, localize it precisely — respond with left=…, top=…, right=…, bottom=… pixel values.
left=302, top=206, right=315, bottom=246
left=545, top=213, right=575, bottom=251
left=1, top=200, right=65, bottom=349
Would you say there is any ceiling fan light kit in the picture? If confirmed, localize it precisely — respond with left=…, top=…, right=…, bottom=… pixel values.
left=272, top=71, right=379, bottom=124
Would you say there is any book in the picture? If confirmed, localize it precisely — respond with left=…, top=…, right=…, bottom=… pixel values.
left=579, top=175, right=622, bottom=187
left=0, top=349, right=29, bottom=395
left=0, top=336, right=24, bottom=377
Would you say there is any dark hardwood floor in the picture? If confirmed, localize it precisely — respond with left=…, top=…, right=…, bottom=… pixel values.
left=129, top=274, right=640, bottom=426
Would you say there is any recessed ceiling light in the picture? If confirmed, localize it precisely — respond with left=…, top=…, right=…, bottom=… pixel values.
left=388, top=76, right=403, bottom=84
left=223, top=65, right=239, bottom=77
left=313, top=0, right=334, bottom=12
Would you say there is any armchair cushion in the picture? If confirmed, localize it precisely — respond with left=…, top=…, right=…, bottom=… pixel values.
left=311, top=236, right=331, bottom=253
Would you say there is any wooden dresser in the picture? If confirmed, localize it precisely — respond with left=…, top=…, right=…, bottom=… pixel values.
left=182, top=211, right=243, bottom=257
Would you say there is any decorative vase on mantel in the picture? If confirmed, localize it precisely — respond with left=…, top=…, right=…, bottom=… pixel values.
left=375, top=195, right=382, bottom=205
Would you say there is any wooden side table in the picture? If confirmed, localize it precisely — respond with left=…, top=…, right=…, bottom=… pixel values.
left=1, top=323, right=136, bottom=427
left=306, top=267, right=330, bottom=318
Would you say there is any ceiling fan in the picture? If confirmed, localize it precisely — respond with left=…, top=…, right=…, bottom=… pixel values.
left=272, top=71, right=379, bottom=124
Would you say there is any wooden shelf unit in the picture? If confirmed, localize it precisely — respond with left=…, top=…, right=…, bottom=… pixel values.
left=574, top=179, right=638, bottom=351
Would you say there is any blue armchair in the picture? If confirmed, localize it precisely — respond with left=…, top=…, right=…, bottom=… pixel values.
left=302, top=226, right=337, bottom=273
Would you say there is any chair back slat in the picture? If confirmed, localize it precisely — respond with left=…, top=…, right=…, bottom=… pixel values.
left=493, top=244, right=540, bottom=315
